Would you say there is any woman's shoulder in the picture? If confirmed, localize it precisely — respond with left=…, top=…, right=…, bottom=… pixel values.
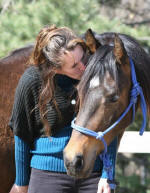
left=22, top=66, right=41, bottom=81
left=16, top=66, right=42, bottom=94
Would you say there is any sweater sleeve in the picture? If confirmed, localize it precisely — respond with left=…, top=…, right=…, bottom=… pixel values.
left=15, top=135, right=31, bottom=186
left=101, top=137, right=118, bottom=179
left=9, top=67, right=42, bottom=144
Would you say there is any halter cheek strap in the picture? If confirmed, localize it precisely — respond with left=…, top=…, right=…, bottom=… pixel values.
left=71, top=58, right=147, bottom=190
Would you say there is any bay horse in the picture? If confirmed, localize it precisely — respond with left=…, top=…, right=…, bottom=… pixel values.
left=1, top=30, right=149, bottom=192
left=0, top=45, right=33, bottom=193
left=64, top=30, right=150, bottom=186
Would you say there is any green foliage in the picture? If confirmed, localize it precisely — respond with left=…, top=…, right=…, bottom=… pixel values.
left=0, top=0, right=100, bottom=57
left=1, top=0, right=150, bottom=58
left=116, top=175, right=147, bottom=193
left=116, top=153, right=150, bottom=193
left=126, top=112, right=150, bottom=131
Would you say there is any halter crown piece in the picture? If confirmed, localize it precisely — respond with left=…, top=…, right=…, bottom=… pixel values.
left=71, top=58, right=147, bottom=190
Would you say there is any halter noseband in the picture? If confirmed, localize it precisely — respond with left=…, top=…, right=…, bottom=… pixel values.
left=71, top=58, right=147, bottom=189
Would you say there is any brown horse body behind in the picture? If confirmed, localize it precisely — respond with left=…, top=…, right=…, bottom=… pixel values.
left=0, top=45, right=33, bottom=193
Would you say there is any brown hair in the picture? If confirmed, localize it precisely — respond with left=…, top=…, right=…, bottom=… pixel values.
left=29, top=25, right=86, bottom=135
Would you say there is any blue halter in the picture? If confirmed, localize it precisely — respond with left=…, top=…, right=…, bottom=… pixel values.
left=71, top=58, right=147, bottom=189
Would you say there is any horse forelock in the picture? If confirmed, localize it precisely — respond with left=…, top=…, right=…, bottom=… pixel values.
left=78, top=45, right=119, bottom=101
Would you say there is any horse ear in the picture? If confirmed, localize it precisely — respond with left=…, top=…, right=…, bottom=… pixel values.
left=85, top=29, right=101, bottom=53
left=113, top=34, right=127, bottom=64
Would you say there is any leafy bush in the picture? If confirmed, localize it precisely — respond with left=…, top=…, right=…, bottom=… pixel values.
left=1, top=0, right=150, bottom=57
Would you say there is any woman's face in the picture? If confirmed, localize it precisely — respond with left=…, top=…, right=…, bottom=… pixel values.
left=55, top=45, right=86, bottom=80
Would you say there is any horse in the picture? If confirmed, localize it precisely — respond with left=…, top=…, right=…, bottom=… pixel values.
left=0, top=45, right=33, bottom=193
left=63, top=30, right=150, bottom=187
left=1, top=30, right=149, bottom=192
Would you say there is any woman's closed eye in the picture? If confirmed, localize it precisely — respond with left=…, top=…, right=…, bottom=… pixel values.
left=72, top=63, right=78, bottom=68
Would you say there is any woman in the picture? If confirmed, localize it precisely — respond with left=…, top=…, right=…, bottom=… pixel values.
left=9, top=25, right=117, bottom=193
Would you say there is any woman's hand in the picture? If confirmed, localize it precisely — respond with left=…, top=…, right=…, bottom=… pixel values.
left=97, top=178, right=111, bottom=193
left=9, top=184, right=28, bottom=193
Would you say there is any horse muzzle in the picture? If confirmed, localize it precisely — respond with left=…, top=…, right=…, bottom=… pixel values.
left=63, top=149, right=96, bottom=178
left=63, top=152, right=85, bottom=177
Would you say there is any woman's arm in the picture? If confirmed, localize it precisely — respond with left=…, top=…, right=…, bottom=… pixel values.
left=9, top=136, right=31, bottom=193
left=14, top=136, right=31, bottom=186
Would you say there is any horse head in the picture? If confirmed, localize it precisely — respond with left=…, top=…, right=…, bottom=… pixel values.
left=64, top=29, right=150, bottom=178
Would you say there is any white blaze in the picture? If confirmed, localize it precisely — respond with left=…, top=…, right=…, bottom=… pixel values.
left=89, top=76, right=99, bottom=88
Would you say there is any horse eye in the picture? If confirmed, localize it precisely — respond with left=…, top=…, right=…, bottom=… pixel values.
left=106, top=94, right=119, bottom=103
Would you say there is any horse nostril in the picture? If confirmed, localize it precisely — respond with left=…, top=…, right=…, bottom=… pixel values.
left=73, top=154, right=84, bottom=170
left=63, top=151, right=84, bottom=172
left=63, top=155, right=70, bottom=168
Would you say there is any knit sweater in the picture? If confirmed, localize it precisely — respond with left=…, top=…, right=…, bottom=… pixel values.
left=9, top=66, right=117, bottom=186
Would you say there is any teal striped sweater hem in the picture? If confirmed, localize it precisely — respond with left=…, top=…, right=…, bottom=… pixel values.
left=14, top=135, right=117, bottom=186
